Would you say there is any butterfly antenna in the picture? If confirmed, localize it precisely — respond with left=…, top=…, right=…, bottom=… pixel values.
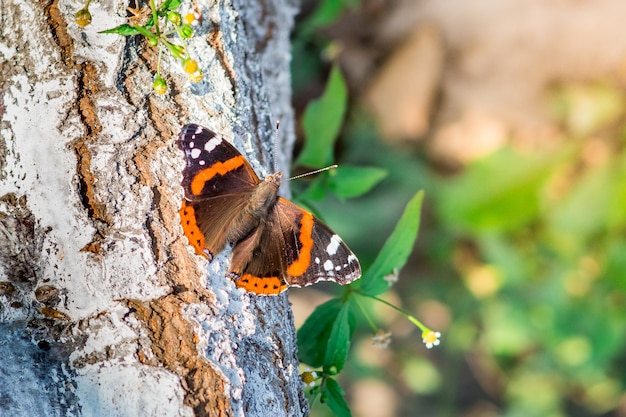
left=288, top=165, right=338, bottom=181
left=273, top=120, right=280, bottom=173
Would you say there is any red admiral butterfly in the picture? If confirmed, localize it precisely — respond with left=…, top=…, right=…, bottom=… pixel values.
left=178, top=124, right=362, bottom=295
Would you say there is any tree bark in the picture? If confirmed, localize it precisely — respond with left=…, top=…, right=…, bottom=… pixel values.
left=0, top=0, right=306, bottom=416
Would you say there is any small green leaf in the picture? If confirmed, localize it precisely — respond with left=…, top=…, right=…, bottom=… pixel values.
left=302, top=0, right=358, bottom=33
left=160, top=0, right=182, bottom=12
left=99, top=24, right=142, bottom=36
left=323, top=300, right=356, bottom=373
left=322, top=377, right=352, bottom=417
left=295, top=176, right=328, bottom=203
left=327, top=165, right=387, bottom=199
left=359, top=191, right=424, bottom=296
left=297, top=298, right=342, bottom=367
left=298, top=64, right=347, bottom=168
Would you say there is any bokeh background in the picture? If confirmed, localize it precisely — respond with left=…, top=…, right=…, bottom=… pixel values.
left=288, top=1, right=626, bottom=416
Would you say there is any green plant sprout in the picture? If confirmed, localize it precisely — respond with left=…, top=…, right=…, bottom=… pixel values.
left=77, top=0, right=203, bottom=94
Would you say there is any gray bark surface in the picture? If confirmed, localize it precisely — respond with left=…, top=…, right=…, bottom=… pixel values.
left=0, top=0, right=306, bottom=416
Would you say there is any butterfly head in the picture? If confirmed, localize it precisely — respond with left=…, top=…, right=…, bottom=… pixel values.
left=264, top=171, right=283, bottom=187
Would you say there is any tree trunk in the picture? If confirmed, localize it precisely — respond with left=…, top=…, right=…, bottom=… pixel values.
left=0, top=0, right=306, bottom=416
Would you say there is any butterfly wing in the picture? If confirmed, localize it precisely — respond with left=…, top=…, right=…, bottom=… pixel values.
left=178, top=124, right=260, bottom=259
left=231, top=197, right=361, bottom=294
left=229, top=219, right=290, bottom=295
left=275, top=198, right=361, bottom=287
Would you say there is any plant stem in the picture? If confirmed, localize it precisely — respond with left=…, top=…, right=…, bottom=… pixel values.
left=149, top=0, right=160, bottom=36
left=358, top=292, right=428, bottom=332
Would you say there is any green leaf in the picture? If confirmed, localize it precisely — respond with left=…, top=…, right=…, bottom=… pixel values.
left=99, top=24, right=142, bottom=36
left=298, top=65, right=348, bottom=168
left=295, top=166, right=386, bottom=203
left=301, top=0, right=358, bottom=34
left=436, top=147, right=568, bottom=234
left=323, top=300, right=356, bottom=373
left=548, top=162, right=613, bottom=246
left=322, top=377, right=352, bottom=417
left=160, top=0, right=182, bottom=11
left=297, top=298, right=342, bottom=367
left=359, top=191, right=424, bottom=296
left=294, top=176, right=328, bottom=203
left=327, top=165, right=387, bottom=199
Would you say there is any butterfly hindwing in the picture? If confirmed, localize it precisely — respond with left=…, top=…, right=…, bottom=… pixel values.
left=275, top=198, right=361, bottom=287
left=234, top=198, right=361, bottom=292
left=230, top=218, right=290, bottom=295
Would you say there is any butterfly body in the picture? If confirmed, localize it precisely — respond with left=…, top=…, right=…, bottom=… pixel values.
left=178, top=124, right=361, bottom=295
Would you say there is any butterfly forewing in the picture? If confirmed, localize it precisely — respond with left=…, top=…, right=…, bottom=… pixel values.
left=178, top=124, right=259, bottom=201
left=178, top=124, right=259, bottom=258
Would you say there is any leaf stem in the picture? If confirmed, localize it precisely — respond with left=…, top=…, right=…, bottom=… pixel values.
left=358, top=292, right=428, bottom=333
left=149, top=0, right=160, bottom=36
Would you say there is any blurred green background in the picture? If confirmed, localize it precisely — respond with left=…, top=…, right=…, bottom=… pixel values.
left=288, top=1, right=626, bottom=416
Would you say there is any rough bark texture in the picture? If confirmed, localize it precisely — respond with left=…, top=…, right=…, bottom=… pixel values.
left=0, top=0, right=306, bottom=416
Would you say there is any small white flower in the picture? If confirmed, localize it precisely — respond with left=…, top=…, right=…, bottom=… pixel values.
left=422, top=331, right=441, bottom=349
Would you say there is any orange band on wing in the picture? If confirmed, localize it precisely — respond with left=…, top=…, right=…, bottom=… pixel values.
left=179, top=201, right=209, bottom=258
left=287, top=211, right=314, bottom=277
left=190, top=155, right=246, bottom=195
left=237, top=274, right=288, bottom=295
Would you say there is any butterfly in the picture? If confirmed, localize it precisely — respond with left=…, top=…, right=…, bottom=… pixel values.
left=177, top=123, right=361, bottom=295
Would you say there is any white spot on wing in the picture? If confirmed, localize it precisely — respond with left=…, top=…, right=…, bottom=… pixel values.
left=323, top=260, right=334, bottom=271
left=326, top=234, right=342, bottom=255
left=204, top=137, right=222, bottom=152
left=190, top=148, right=201, bottom=159
left=315, top=257, right=320, bottom=264
left=194, top=125, right=203, bottom=134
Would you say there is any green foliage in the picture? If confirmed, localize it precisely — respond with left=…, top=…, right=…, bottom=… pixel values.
left=298, top=64, right=348, bottom=168
left=91, top=0, right=202, bottom=93
left=99, top=23, right=142, bottom=36
left=296, top=165, right=387, bottom=203
left=435, top=146, right=570, bottom=234
left=421, top=83, right=626, bottom=416
left=358, top=191, right=423, bottom=296
left=322, top=378, right=352, bottom=417
left=325, top=166, right=388, bottom=199
left=297, top=191, right=426, bottom=415
left=322, top=300, right=356, bottom=374
left=299, top=0, right=359, bottom=35
left=292, top=6, right=433, bottom=417
left=293, top=4, right=626, bottom=413
left=298, top=298, right=343, bottom=368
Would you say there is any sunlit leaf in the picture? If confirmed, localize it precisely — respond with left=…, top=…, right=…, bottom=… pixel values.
left=99, top=24, right=141, bottom=36
left=298, top=64, right=347, bottom=168
left=327, top=166, right=387, bottom=199
left=359, top=191, right=423, bottom=296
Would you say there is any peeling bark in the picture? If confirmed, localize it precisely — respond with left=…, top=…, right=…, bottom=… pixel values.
left=0, top=0, right=305, bottom=416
